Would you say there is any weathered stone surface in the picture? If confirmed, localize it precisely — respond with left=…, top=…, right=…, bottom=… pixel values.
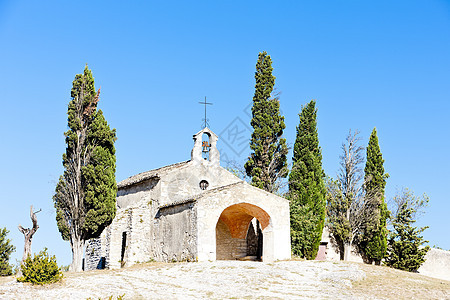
left=0, top=261, right=375, bottom=299
left=154, top=201, right=197, bottom=262
left=84, top=238, right=103, bottom=271
left=216, top=219, right=246, bottom=260
left=418, top=248, right=450, bottom=281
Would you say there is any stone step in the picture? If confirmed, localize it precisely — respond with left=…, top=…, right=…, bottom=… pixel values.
left=238, top=256, right=258, bottom=261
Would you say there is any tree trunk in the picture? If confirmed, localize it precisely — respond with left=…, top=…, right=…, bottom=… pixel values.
left=343, top=236, right=354, bottom=261
left=22, top=239, right=31, bottom=262
left=343, top=243, right=350, bottom=261
left=361, top=251, right=372, bottom=264
left=18, top=205, right=40, bottom=264
left=339, top=242, right=345, bottom=260
left=70, top=237, right=85, bottom=272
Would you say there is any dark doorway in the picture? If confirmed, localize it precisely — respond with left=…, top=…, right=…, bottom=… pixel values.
left=255, top=220, right=263, bottom=260
left=315, top=242, right=328, bottom=260
left=246, top=219, right=263, bottom=261
left=121, top=232, right=127, bottom=267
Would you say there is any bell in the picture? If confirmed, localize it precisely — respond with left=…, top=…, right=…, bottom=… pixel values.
left=202, top=141, right=210, bottom=153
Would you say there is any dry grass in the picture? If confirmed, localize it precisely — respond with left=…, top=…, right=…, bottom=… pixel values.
left=349, top=262, right=450, bottom=299
left=0, top=276, right=12, bottom=285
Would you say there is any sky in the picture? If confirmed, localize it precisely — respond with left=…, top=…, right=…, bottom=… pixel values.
left=0, top=1, right=449, bottom=266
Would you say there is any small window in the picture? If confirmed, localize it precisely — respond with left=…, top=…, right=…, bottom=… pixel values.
left=199, top=180, right=209, bottom=190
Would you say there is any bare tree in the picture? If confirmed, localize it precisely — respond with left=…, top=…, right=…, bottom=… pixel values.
left=388, top=187, right=429, bottom=223
left=338, top=131, right=364, bottom=199
left=266, top=149, right=290, bottom=196
left=18, top=205, right=41, bottom=264
left=225, top=159, right=251, bottom=182
left=227, top=150, right=290, bottom=197
left=327, top=130, right=379, bottom=261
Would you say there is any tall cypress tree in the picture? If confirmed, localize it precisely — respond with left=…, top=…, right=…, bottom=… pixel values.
left=361, top=128, right=389, bottom=264
left=244, top=51, right=288, bottom=193
left=53, top=66, right=117, bottom=272
left=288, top=100, right=326, bottom=259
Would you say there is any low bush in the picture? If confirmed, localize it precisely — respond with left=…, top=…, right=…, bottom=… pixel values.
left=18, top=248, right=63, bottom=285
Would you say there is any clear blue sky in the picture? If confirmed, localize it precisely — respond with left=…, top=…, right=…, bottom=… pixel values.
left=0, top=1, right=449, bottom=266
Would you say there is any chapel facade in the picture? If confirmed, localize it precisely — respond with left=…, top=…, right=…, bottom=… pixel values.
left=85, top=127, right=291, bottom=270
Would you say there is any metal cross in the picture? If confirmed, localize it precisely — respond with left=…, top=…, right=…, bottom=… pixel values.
left=199, top=96, right=213, bottom=128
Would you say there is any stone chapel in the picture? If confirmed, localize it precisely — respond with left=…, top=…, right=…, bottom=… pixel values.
left=85, top=127, right=291, bottom=270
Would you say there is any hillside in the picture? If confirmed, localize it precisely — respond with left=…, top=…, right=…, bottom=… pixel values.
left=0, top=260, right=448, bottom=299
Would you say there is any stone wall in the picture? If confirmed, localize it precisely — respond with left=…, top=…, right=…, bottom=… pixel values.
left=216, top=219, right=246, bottom=260
left=84, top=227, right=111, bottom=270
left=418, top=248, right=450, bottom=281
left=100, top=197, right=198, bottom=268
left=159, top=161, right=240, bottom=208
left=152, top=201, right=197, bottom=262
left=116, top=178, right=159, bottom=209
left=102, top=226, right=111, bottom=268
left=319, top=227, right=363, bottom=263
left=100, top=177, right=162, bottom=269
left=125, top=196, right=154, bottom=265
left=84, top=238, right=103, bottom=271
left=105, top=205, right=133, bottom=269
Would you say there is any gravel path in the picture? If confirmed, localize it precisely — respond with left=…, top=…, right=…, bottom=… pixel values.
left=0, top=260, right=365, bottom=299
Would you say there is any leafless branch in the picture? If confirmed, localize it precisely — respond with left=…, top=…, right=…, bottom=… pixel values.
left=388, top=187, right=429, bottom=223
left=18, top=205, right=40, bottom=264
left=327, top=129, right=378, bottom=260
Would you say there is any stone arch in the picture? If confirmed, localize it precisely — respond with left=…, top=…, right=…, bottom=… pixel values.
left=215, top=203, right=273, bottom=261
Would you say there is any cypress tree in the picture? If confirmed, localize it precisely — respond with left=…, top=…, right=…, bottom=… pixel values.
left=385, top=202, right=430, bottom=272
left=288, top=100, right=326, bottom=259
left=53, top=66, right=117, bottom=271
left=361, top=128, right=389, bottom=264
left=0, top=228, right=15, bottom=276
left=244, top=51, right=288, bottom=193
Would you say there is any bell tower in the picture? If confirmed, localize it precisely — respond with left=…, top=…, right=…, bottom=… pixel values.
left=191, top=127, right=220, bottom=166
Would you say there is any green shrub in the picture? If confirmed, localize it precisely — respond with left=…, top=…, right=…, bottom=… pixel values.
left=385, top=202, right=430, bottom=272
left=18, top=248, right=63, bottom=285
left=0, top=228, right=15, bottom=276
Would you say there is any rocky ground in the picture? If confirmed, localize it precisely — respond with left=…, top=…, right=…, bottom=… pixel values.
left=0, top=260, right=448, bottom=299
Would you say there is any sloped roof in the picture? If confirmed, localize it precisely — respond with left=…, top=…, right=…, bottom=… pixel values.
left=117, top=160, right=190, bottom=189
left=159, top=181, right=288, bottom=209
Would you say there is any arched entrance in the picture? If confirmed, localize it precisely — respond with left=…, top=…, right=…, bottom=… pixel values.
left=215, top=203, right=272, bottom=261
